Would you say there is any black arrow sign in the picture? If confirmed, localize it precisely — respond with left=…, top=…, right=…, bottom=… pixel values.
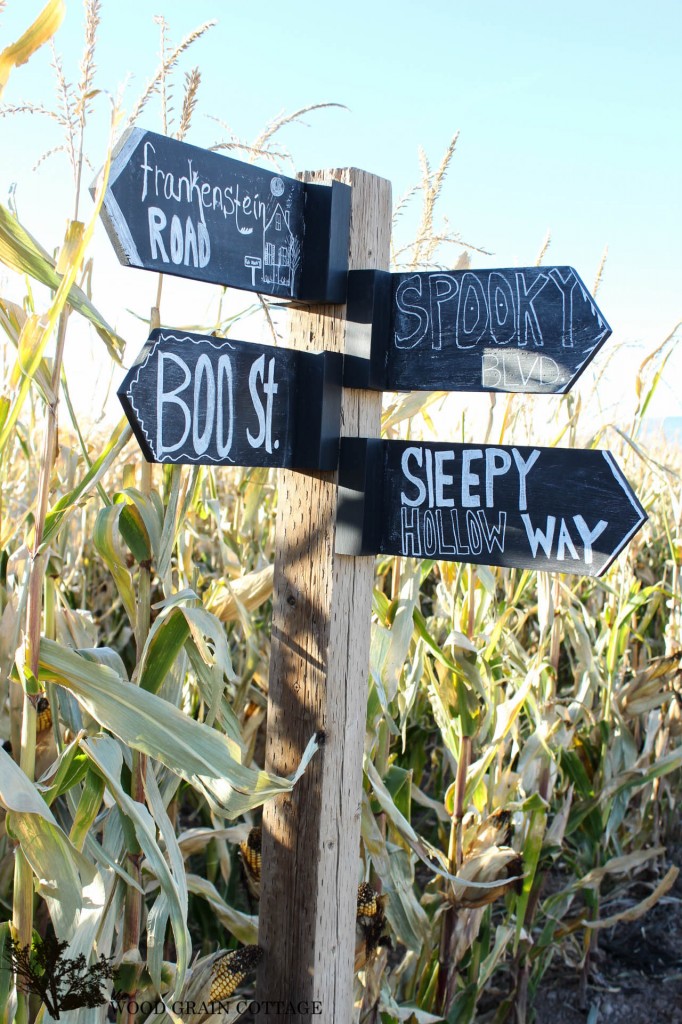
left=337, top=438, right=646, bottom=577
left=344, top=267, right=611, bottom=394
left=95, top=128, right=351, bottom=302
left=118, top=330, right=342, bottom=471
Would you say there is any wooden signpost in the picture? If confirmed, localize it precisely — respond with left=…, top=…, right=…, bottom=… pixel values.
left=344, top=266, right=611, bottom=392
left=100, top=128, right=647, bottom=1024
left=118, top=329, right=341, bottom=470
left=255, top=167, right=391, bottom=1024
left=95, top=127, right=352, bottom=302
left=337, top=438, right=646, bottom=577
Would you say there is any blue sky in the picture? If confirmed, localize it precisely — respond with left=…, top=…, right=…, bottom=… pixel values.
left=1, top=0, right=680, bottom=421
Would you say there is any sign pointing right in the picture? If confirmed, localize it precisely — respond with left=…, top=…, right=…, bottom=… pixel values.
left=344, top=266, right=611, bottom=394
left=337, top=439, right=647, bottom=577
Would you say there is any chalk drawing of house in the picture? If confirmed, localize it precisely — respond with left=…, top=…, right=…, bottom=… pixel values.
left=262, top=204, right=294, bottom=290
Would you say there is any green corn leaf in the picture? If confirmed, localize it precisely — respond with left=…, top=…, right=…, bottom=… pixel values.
left=384, top=845, right=431, bottom=953
left=93, top=503, right=139, bottom=628
left=81, top=735, right=190, bottom=1001
left=139, top=605, right=191, bottom=696
left=79, top=644, right=129, bottom=680
left=417, top=961, right=441, bottom=1018
left=143, top=758, right=189, bottom=994
left=361, top=790, right=391, bottom=877
left=118, top=503, right=153, bottom=564
left=157, top=465, right=192, bottom=585
left=38, top=637, right=321, bottom=818
left=477, top=924, right=515, bottom=989
left=413, top=607, right=457, bottom=671
left=139, top=600, right=238, bottom=744
left=455, top=675, right=480, bottom=738
left=514, top=807, right=547, bottom=953
left=426, top=659, right=460, bottom=762
left=446, top=986, right=477, bottom=1023
left=40, top=742, right=89, bottom=807
left=465, top=672, right=536, bottom=799
left=379, top=563, right=421, bottom=704
left=0, top=745, right=101, bottom=939
left=146, top=893, right=171, bottom=996
left=559, top=748, right=594, bottom=798
left=144, top=752, right=188, bottom=909
left=384, top=765, right=413, bottom=823
left=115, top=488, right=164, bottom=561
left=69, top=768, right=106, bottom=853
left=372, top=586, right=392, bottom=623
left=0, top=921, right=12, bottom=1015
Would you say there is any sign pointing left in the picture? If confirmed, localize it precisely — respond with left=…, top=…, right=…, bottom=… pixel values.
left=94, top=128, right=351, bottom=302
left=118, top=330, right=342, bottom=471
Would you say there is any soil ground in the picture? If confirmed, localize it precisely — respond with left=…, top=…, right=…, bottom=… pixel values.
left=532, top=889, right=682, bottom=1024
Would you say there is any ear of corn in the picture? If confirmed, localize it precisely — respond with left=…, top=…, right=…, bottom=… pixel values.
left=35, top=696, right=52, bottom=733
left=209, top=945, right=263, bottom=1001
left=356, top=881, right=379, bottom=919
left=240, top=826, right=262, bottom=899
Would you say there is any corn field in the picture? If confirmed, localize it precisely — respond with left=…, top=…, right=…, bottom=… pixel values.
left=0, top=4, right=681, bottom=1023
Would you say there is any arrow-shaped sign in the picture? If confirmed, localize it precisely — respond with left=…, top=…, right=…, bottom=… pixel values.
left=94, top=128, right=351, bottom=302
left=344, top=267, right=611, bottom=394
left=118, top=330, right=341, bottom=471
left=337, top=438, right=646, bottom=577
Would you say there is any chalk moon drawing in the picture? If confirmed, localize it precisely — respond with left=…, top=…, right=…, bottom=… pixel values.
left=271, top=177, right=285, bottom=197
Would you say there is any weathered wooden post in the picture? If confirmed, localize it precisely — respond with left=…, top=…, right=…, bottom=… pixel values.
left=255, top=168, right=391, bottom=1023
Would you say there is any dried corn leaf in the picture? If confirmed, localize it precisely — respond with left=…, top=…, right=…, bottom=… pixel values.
left=574, top=846, right=665, bottom=889
left=205, top=564, right=274, bottom=622
left=186, top=874, right=258, bottom=945
left=0, top=202, right=124, bottom=360
left=0, top=0, right=65, bottom=96
left=40, top=418, right=132, bottom=551
left=582, top=866, right=679, bottom=931
left=452, top=846, right=523, bottom=909
left=617, top=652, right=682, bottom=717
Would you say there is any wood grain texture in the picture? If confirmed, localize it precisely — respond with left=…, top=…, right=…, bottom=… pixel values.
left=255, top=168, right=391, bottom=1024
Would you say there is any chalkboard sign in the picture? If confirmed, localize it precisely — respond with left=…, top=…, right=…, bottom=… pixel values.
left=344, top=267, right=611, bottom=393
left=118, top=330, right=342, bottom=470
left=337, top=438, right=646, bottom=577
left=95, top=128, right=351, bottom=302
